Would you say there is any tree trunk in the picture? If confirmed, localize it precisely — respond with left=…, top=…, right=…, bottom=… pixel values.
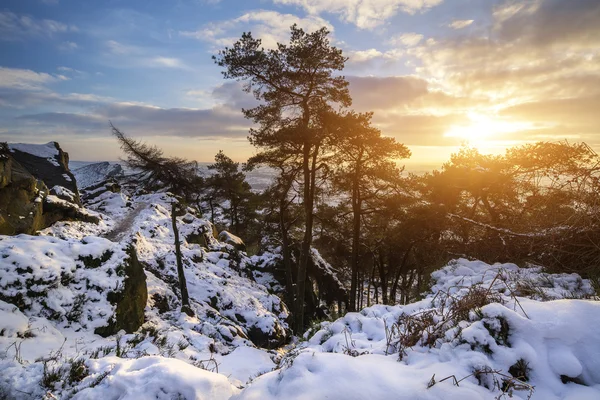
left=390, top=243, right=414, bottom=304
left=209, top=198, right=215, bottom=225
left=172, top=202, right=193, bottom=316
left=377, top=251, right=388, bottom=304
left=295, top=139, right=314, bottom=333
left=349, top=154, right=363, bottom=312
left=231, top=201, right=239, bottom=234
left=279, top=190, right=295, bottom=313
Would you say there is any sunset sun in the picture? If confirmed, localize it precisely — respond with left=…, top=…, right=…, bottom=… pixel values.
left=443, top=113, right=533, bottom=147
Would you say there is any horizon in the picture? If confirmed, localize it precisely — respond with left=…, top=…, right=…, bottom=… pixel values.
left=1, top=0, right=599, bottom=162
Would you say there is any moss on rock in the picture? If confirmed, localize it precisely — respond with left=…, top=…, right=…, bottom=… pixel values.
left=95, top=247, right=148, bottom=337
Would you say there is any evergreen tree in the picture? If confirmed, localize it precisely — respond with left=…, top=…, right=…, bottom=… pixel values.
left=215, top=25, right=350, bottom=332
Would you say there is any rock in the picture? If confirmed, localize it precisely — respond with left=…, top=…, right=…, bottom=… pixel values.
left=0, top=145, right=11, bottom=189
left=9, top=142, right=80, bottom=204
left=0, top=151, right=47, bottom=235
left=81, top=179, right=122, bottom=203
left=1, top=142, right=101, bottom=234
left=95, top=246, right=148, bottom=337
left=219, top=230, right=246, bottom=252
left=42, top=195, right=100, bottom=227
left=246, top=322, right=288, bottom=349
left=72, top=162, right=124, bottom=190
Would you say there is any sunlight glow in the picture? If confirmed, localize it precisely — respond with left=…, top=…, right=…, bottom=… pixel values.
left=443, top=112, right=533, bottom=147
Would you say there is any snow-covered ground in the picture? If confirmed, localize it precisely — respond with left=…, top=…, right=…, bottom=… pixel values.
left=257, top=260, right=599, bottom=400
left=1, top=162, right=599, bottom=399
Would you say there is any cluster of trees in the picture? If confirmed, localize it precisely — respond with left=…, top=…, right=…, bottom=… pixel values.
left=213, top=25, right=600, bottom=328
left=113, top=25, right=600, bottom=334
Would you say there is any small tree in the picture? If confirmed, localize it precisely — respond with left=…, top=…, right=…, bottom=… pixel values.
left=207, top=150, right=253, bottom=235
left=112, top=123, right=196, bottom=316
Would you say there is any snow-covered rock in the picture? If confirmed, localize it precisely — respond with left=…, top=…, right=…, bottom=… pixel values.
left=72, top=162, right=124, bottom=190
left=9, top=142, right=79, bottom=204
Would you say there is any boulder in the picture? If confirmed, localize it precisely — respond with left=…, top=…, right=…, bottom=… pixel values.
left=43, top=195, right=100, bottom=226
left=9, top=142, right=80, bottom=204
left=95, top=246, right=148, bottom=336
left=246, top=322, right=288, bottom=349
left=0, top=150, right=47, bottom=235
left=0, top=142, right=100, bottom=235
left=219, top=230, right=246, bottom=252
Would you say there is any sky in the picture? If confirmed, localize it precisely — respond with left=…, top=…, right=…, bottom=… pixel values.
left=0, top=0, right=599, bottom=166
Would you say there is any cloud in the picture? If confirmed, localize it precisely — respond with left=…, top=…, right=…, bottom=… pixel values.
left=0, top=68, right=253, bottom=142
left=58, top=41, right=78, bottom=51
left=211, top=82, right=259, bottom=110
left=180, top=10, right=333, bottom=48
left=0, top=11, right=77, bottom=41
left=103, top=41, right=190, bottom=70
left=411, top=0, right=600, bottom=103
left=448, top=19, right=473, bottom=29
left=494, top=0, right=600, bottom=48
left=105, top=40, right=140, bottom=55
left=14, top=103, right=251, bottom=139
left=272, top=0, right=443, bottom=29
left=388, top=32, right=424, bottom=47
left=347, top=76, right=428, bottom=111
left=150, top=57, right=189, bottom=70
left=0, top=67, right=63, bottom=90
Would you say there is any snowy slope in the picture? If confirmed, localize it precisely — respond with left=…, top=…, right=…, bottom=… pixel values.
left=237, top=260, right=599, bottom=400
left=72, top=162, right=124, bottom=189
left=1, top=171, right=599, bottom=400
left=0, top=182, right=290, bottom=398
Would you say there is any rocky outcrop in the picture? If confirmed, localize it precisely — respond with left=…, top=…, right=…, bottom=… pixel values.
left=95, top=246, right=148, bottom=337
left=9, top=142, right=80, bottom=204
left=0, top=145, right=47, bottom=235
left=42, top=195, right=100, bottom=226
left=0, top=142, right=100, bottom=235
left=73, top=162, right=124, bottom=190
left=81, top=179, right=122, bottom=204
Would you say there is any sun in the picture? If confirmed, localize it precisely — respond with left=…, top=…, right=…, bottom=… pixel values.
left=444, top=112, right=532, bottom=147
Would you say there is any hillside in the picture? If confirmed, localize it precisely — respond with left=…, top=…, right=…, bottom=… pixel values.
left=1, top=148, right=599, bottom=400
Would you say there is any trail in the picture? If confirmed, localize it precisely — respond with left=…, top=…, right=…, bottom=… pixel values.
left=103, top=202, right=147, bottom=242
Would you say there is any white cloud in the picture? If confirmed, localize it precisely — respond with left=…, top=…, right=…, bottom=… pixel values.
left=58, top=41, right=78, bottom=51
left=272, top=0, right=443, bottom=29
left=0, top=11, right=77, bottom=40
left=181, top=10, right=333, bottom=48
left=106, top=40, right=140, bottom=55
left=150, top=57, right=189, bottom=69
left=389, top=32, right=424, bottom=47
left=448, top=19, right=474, bottom=29
left=0, top=67, right=61, bottom=90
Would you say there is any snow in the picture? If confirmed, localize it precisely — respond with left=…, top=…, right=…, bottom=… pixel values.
left=1, top=168, right=599, bottom=400
left=217, top=346, right=275, bottom=386
left=235, top=352, right=488, bottom=400
left=72, top=356, right=238, bottom=400
left=9, top=142, right=61, bottom=166
left=72, top=162, right=124, bottom=189
left=275, top=259, right=600, bottom=400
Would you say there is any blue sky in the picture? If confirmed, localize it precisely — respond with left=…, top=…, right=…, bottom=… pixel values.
left=1, top=0, right=599, bottom=164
